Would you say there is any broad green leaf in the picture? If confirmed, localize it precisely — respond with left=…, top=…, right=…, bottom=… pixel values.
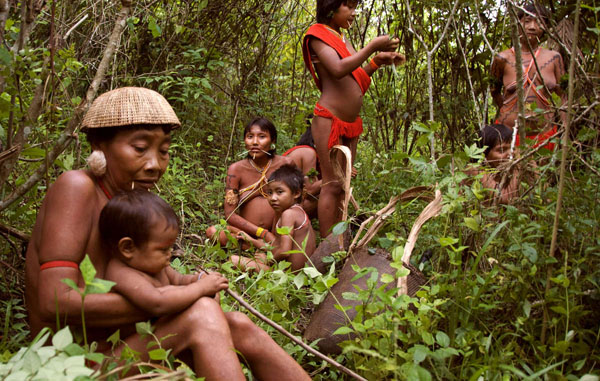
left=293, top=272, right=306, bottom=289
left=332, top=221, right=348, bottom=236
left=0, top=47, right=11, bottom=66
left=276, top=225, right=292, bottom=236
left=52, top=327, right=73, bottom=350
left=523, top=300, right=531, bottom=318
left=79, top=255, right=96, bottom=284
left=303, top=266, right=321, bottom=278
left=332, top=326, right=353, bottom=335
left=412, top=345, right=428, bottom=364
left=86, top=278, right=116, bottom=295
left=381, top=273, right=394, bottom=283
left=435, top=331, right=450, bottom=347
left=148, top=348, right=168, bottom=360
left=135, top=321, right=153, bottom=336
left=463, top=217, right=480, bottom=232
left=439, top=236, right=458, bottom=247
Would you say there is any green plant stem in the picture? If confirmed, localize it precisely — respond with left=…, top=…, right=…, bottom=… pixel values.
left=541, top=0, right=581, bottom=345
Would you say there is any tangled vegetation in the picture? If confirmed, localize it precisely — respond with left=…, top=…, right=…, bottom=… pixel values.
left=1, top=0, right=598, bottom=379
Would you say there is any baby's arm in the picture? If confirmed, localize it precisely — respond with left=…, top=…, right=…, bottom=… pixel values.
left=106, top=260, right=228, bottom=316
left=271, top=210, right=300, bottom=262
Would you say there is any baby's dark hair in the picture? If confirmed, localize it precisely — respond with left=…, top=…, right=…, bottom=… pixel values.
left=295, top=126, right=315, bottom=149
left=316, top=0, right=360, bottom=24
left=479, top=124, right=513, bottom=157
left=268, top=164, right=305, bottom=202
left=517, top=3, right=550, bottom=25
left=99, top=189, right=179, bottom=256
left=244, top=117, right=277, bottom=156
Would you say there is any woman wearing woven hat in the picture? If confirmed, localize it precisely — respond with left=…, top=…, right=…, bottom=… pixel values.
left=25, top=88, right=309, bottom=380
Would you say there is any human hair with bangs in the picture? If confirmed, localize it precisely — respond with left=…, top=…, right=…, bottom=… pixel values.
left=316, top=0, right=360, bottom=24
left=99, top=189, right=180, bottom=256
left=479, top=124, right=514, bottom=157
left=244, top=117, right=277, bottom=156
left=517, top=3, right=550, bottom=27
left=268, top=164, right=305, bottom=202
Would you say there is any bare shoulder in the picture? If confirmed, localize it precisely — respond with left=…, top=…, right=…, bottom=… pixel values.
left=45, top=170, right=96, bottom=206
left=273, top=155, right=294, bottom=168
left=228, top=159, right=247, bottom=174
left=280, top=206, right=303, bottom=227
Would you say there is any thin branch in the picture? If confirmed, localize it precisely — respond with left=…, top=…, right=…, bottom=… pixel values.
left=224, top=287, right=368, bottom=381
left=541, top=0, right=581, bottom=345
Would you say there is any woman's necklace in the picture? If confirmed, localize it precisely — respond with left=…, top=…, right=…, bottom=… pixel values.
left=324, top=25, right=345, bottom=43
left=248, top=158, right=272, bottom=174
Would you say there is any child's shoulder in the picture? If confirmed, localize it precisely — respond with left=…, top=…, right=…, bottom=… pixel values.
left=280, top=205, right=305, bottom=226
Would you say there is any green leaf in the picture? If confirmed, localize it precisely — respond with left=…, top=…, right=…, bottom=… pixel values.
left=64, top=343, right=86, bottom=356
left=439, top=237, right=458, bottom=247
left=0, top=47, right=11, bottom=66
left=523, top=300, right=531, bottom=318
left=463, top=217, right=480, bottom=232
left=79, top=255, right=96, bottom=284
left=293, top=272, right=306, bottom=289
left=276, top=225, right=292, bottom=236
left=148, top=348, right=167, bottom=360
left=413, top=345, right=429, bottom=364
left=148, top=16, right=162, bottom=38
left=332, top=221, right=348, bottom=236
left=135, top=321, right=153, bottom=336
left=86, top=278, right=116, bottom=295
left=332, top=326, right=353, bottom=335
left=52, top=327, right=73, bottom=350
left=107, top=329, right=120, bottom=346
left=85, top=352, right=105, bottom=364
left=303, top=266, right=321, bottom=278
left=435, top=331, right=450, bottom=347
left=61, top=278, right=82, bottom=295
left=381, top=273, right=394, bottom=283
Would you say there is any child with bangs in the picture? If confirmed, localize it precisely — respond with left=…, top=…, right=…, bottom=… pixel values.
left=231, top=165, right=317, bottom=272
left=102, top=189, right=228, bottom=317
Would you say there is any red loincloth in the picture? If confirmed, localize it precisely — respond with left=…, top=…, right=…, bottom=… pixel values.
left=303, top=24, right=371, bottom=95
left=314, top=103, right=363, bottom=149
left=515, top=125, right=558, bottom=150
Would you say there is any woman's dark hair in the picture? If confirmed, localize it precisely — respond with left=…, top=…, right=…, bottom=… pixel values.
left=99, top=189, right=179, bottom=256
left=316, top=0, right=359, bottom=24
left=517, top=3, right=550, bottom=25
left=296, top=127, right=315, bottom=149
left=85, top=124, right=173, bottom=146
left=479, top=124, right=513, bottom=157
left=268, top=164, right=305, bottom=202
left=244, top=117, right=277, bottom=156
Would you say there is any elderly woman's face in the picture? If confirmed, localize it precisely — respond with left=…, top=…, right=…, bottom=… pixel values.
left=99, top=127, right=171, bottom=191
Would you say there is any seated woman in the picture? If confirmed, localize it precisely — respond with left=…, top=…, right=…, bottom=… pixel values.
left=206, top=117, right=294, bottom=247
left=282, top=125, right=321, bottom=219
left=25, top=87, right=309, bottom=380
left=491, top=3, right=565, bottom=150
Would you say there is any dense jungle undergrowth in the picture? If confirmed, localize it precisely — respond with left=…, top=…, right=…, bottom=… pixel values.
left=1, top=0, right=599, bottom=379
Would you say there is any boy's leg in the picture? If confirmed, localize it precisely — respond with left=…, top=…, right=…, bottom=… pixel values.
left=116, top=297, right=245, bottom=381
left=226, top=311, right=311, bottom=381
left=312, top=116, right=343, bottom=237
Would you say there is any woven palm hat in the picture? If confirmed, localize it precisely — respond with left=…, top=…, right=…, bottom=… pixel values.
left=81, top=87, right=180, bottom=131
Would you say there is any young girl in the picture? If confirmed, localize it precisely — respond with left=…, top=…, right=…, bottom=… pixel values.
left=102, top=190, right=229, bottom=316
left=303, top=0, right=406, bottom=236
left=472, top=124, right=536, bottom=205
left=231, top=165, right=317, bottom=272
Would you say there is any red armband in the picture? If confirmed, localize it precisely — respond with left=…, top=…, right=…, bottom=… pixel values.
left=40, top=260, right=79, bottom=271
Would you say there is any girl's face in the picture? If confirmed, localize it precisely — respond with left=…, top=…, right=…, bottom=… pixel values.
left=244, top=125, right=272, bottom=160
left=331, top=1, right=357, bottom=29
left=98, top=127, right=171, bottom=192
left=266, top=181, right=300, bottom=214
left=519, top=15, right=543, bottom=43
left=486, top=142, right=512, bottom=168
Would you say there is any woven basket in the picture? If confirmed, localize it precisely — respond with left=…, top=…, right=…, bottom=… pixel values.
left=81, top=87, right=180, bottom=131
left=303, top=247, right=426, bottom=354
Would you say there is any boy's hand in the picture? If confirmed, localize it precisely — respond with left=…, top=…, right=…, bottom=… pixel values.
left=374, top=52, right=406, bottom=66
left=236, top=231, right=251, bottom=242
left=200, top=272, right=229, bottom=296
left=372, top=35, right=400, bottom=52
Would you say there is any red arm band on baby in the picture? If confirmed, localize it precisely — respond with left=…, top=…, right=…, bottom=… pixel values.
left=40, top=260, right=79, bottom=271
